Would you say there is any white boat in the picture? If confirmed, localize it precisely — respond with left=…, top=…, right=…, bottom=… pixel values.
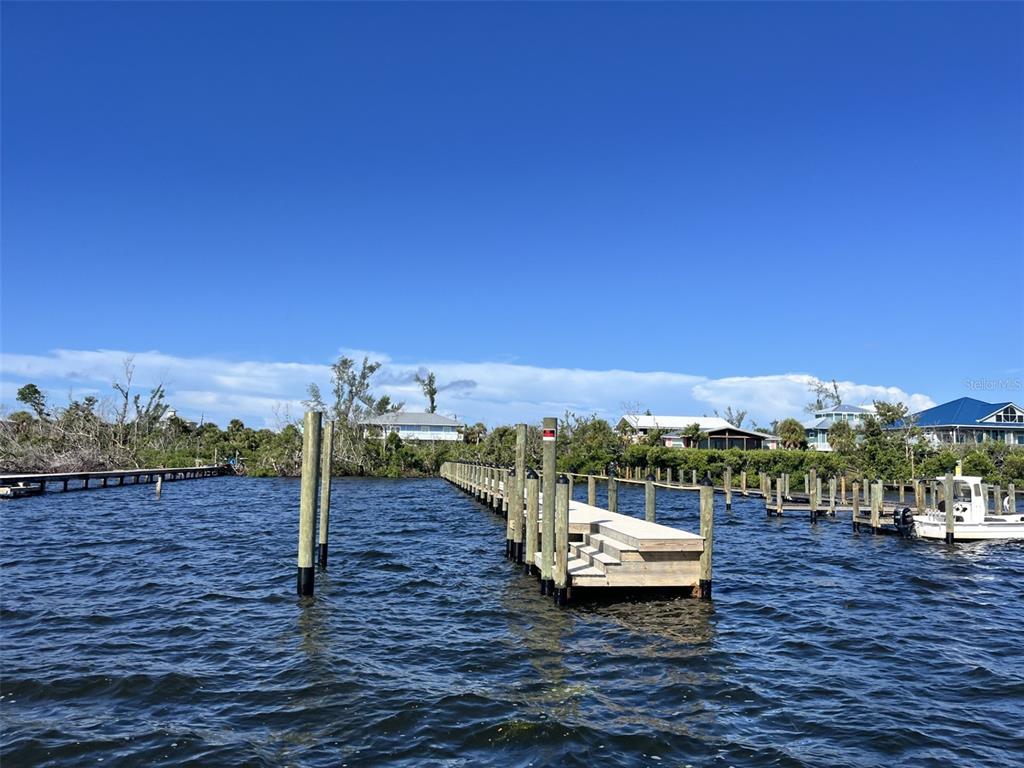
left=911, top=476, right=1024, bottom=541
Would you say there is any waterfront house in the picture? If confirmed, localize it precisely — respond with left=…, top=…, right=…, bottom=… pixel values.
left=617, top=414, right=773, bottom=450
left=361, top=412, right=465, bottom=442
left=803, top=404, right=873, bottom=451
left=907, top=397, right=1024, bottom=447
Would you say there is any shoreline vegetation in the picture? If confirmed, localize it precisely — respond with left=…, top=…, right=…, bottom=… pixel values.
left=3, top=356, right=1023, bottom=487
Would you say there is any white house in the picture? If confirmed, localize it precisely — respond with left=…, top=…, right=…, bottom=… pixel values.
left=361, top=412, right=465, bottom=442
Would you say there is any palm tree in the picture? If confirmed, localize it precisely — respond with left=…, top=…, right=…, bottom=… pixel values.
left=681, top=422, right=707, bottom=449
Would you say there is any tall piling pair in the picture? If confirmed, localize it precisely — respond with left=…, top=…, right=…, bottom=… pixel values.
left=296, top=411, right=334, bottom=596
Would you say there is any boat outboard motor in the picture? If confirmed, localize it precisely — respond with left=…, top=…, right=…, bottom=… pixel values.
left=894, top=507, right=915, bottom=538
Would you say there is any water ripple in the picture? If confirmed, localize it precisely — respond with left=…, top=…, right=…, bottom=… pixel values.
left=2, top=477, right=1023, bottom=766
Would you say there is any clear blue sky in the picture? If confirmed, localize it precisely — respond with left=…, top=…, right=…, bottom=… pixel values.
left=2, top=2, right=1022, bottom=426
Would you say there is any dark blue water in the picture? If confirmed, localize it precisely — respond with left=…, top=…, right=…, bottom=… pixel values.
left=3, top=477, right=1023, bottom=767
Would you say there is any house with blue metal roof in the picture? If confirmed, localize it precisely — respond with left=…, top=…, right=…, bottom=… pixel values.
left=803, top=404, right=873, bottom=451
left=909, top=397, right=1024, bottom=446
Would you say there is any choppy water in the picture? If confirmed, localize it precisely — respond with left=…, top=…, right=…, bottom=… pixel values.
left=2, top=476, right=1023, bottom=767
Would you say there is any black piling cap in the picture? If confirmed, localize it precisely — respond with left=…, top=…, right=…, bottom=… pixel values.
left=699, top=472, right=713, bottom=487
left=557, top=473, right=569, bottom=484
left=526, top=468, right=538, bottom=480
left=646, top=473, right=655, bottom=482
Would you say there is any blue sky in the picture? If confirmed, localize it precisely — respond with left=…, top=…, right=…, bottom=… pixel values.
left=2, top=2, right=1022, bottom=427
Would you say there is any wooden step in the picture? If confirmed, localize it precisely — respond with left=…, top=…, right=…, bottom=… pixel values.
left=569, top=543, right=621, bottom=573
left=567, top=557, right=608, bottom=585
left=586, top=532, right=642, bottom=562
left=533, top=552, right=609, bottom=585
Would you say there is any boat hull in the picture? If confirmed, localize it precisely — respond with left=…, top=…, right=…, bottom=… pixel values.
left=913, top=517, right=1024, bottom=542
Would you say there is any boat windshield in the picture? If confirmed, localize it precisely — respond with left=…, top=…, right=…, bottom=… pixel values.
left=953, top=481, right=973, bottom=501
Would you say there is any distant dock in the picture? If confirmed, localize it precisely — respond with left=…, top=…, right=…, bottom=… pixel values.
left=0, top=465, right=232, bottom=499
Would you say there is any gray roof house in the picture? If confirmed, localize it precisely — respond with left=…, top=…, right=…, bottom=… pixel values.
left=803, top=404, right=873, bottom=451
left=361, top=412, right=465, bottom=442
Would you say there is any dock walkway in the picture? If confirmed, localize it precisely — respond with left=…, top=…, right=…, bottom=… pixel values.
left=0, top=465, right=231, bottom=498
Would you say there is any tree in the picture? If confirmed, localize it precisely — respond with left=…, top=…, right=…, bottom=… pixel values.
left=559, top=413, right=621, bottom=474
left=415, top=370, right=438, bottom=413
left=777, top=418, right=807, bottom=449
left=112, top=356, right=135, bottom=447
left=461, top=422, right=487, bottom=444
left=681, top=422, right=707, bottom=449
left=305, top=354, right=403, bottom=470
left=872, top=400, right=922, bottom=477
left=715, top=406, right=747, bottom=428
left=827, top=419, right=857, bottom=456
left=806, top=378, right=842, bottom=414
left=16, top=384, right=47, bottom=419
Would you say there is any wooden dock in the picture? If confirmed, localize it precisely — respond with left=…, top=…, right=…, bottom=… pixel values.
left=545, top=499, right=703, bottom=588
left=0, top=465, right=231, bottom=498
left=441, top=447, right=711, bottom=600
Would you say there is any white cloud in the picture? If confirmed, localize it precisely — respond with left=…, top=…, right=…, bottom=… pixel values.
left=0, top=348, right=936, bottom=429
left=691, top=374, right=936, bottom=421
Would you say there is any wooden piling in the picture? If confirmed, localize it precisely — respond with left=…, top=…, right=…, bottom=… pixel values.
left=505, top=468, right=517, bottom=558
left=899, top=482, right=906, bottom=504
left=494, top=467, right=504, bottom=513
left=697, top=477, right=714, bottom=600
left=587, top=474, right=596, bottom=506
left=1008, top=483, right=1017, bottom=515
left=512, top=424, right=527, bottom=563
left=828, top=477, right=836, bottom=516
left=809, top=468, right=818, bottom=522
left=317, top=419, right=334, bottom=568
left=724, top=468, right=732, bottom=511
left=943, top=473, right=955, bottom=544
left=740, top=470, right=747, bottom=495
left=525, top=469, right=539, bottom=575
left=840, top=475, right=846, bottom=505
left=914, top=479, right=924, bottom=514
left=645, top=473, right=656, bottom=523
left=870, top=482, right=881, bottom=533
left=608, top=467, right=618, bottom=514
left=554, top=475, right=570, bottom=605
left=691, top=469, right=697, bottom=485
left=993, top=485, right=1002, bottom=516
left=501, top=467, right=510, bottom=517
left=851, top=481, right=860, bottom=531
left=540, top=417, right=557, bottom=594
left=155, top=475, right=163, bottom=498
left=297, top=410, right=322, bottom=596
left=666, top=466, right=673, bottom=485
left=775, top=476, right=783, bottom=516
